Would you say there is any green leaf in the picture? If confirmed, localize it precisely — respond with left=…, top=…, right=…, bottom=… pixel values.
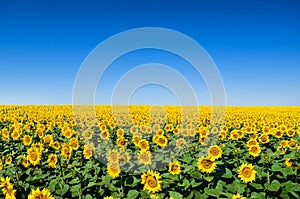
left=222, top=168, right=232, bottom=178
left=204, top=188, right=221, bottom=197
left=70, top=184, right=80, bottom=197
left=271, top=164, right=282, bottom=172
left=126, top=190, right=139, bottom=199
left=84, top=194, right=93, bottom=199
left=251, top=192, right=266, bottom=199
left=249, top=182, right=263, bottom=190
left=266, top=180, right=281, bottom=192
left=169, top=191, right=183, bottom=199
left=203, top=176, right=214, bottom=182
left=48, top=179, right=58, bottom=192
left=190, top=170, right=202, bottom=180
left=56, top=184, right=69, bottom=196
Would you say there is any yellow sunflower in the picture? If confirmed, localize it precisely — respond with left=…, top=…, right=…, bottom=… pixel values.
left=232, top=193, right=246, bottom=199
left=288, top=139, right=298, bottom=149
left=230, top=130, right=240, bottom=140
left=47, top=154, right=58, bottom=168
left=27, top=147, right=41, bottom=166
left=5, top=156, right=12, bottom=165
left=61, top=143, right=73, bottom=159
left=116, top=128, right=124, bottom=137
left=138, top=139, right=150, bottom=151
left=107, top=163, right=121, bottom=178
left=246, top=139, right=258, bottom=147
left=197, top=157, right=216, bottom=173
left=141, top=170, right=162, bottom=193
left=116, top=137, right=128, bottom=149
left=22, top=135, right=32, bottom=146
left=259, top=134, right=269, bottom=144
left=1, top=128, right=10, bottom=140
left=22, top=156, right=30, bottom=168
left=273, top=129, right=283, bottom=139
left=28, top=188, right=54, bottom=199
left=156, top=135, right=168, bottom=148
left=69, top=137, right=80, bottom=150
left=107, top=149, right=119, bottom=163
left=0, top=176, right=13, bottom=195
left=238, top=163, right=256, bottom=183
left=248, top=145, right=261, bottom=157
left=175, top=138, right=186, bottom=149
left=285, top=158, right=292, bottom=167
left=138, top=151, right=152, bottom=165
left=208, top=145, right=222, bottom=161
left=100, top=130, right=110, bottom=140
left=279, top=140, right=288, bottom=148
left=168, top=161, right=181, bottom=175
left=51, top=141, right=60, bottom=150
left=43, top=134, right=53, bottom=146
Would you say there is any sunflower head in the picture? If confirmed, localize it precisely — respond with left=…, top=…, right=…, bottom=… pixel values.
left=238, top=163, right=256, bottom=183
left=141, top=170, right=162, bottom=194
left=168, top=161, right=181, bottom=175
left=197, top=156, right=216, bottom=174
left=208, top=145, right=222, bottom=161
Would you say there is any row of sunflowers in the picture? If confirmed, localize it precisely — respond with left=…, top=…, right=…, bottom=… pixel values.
left=0, top=105, right=299, bottom=198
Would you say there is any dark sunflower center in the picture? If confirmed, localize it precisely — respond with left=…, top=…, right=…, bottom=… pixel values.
left=147, top=176, right=157, bottom=188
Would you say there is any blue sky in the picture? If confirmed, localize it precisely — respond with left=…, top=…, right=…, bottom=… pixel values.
left=0, top=0, right=299, bottom=105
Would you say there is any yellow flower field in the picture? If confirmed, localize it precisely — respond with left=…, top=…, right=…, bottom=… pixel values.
left=0, top=105, right=299, bottom=199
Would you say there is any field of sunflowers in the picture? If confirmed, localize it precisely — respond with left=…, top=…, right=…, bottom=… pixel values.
left=0, top=105, right=299, bottom=199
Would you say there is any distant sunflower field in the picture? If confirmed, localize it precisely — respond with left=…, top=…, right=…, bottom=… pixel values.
left=0, top=105, right=299, bottom=199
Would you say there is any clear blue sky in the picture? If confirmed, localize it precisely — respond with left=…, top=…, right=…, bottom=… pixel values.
left=1, top=0, right=299, bottom=105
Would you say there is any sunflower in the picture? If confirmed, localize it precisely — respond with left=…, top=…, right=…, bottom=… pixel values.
left=249, top=132, right=258, bottom=140
left=0, top=177, right=13, bottom=195
left=175, top=138, right=186, bottom=149
left=156, top=129, right=164, bottom=136
left=116, top=137, right=128, bottom=149
left=238, top=163, right=256, bottom=183
left=61, top=143, right=73, bottom=159
left=82, top=129, right=93, bottom=140
left=230, top=130, right=240, bottom=140
left=5, top=156, right=12, bottom=165
left=285, top=158, right=293, bottom=167
left=1, top=128, right=10, bottom=140
left=22, top=156, right=30, bottom=168
left=107, top=163, right=121, bottom=178
left=141, top=170, right=162, bottom=193
left=232, top=193, right=246, bottom=199
left=138, top=151, right=152, bottom=165
left=132, top=135, right=142, bottom=146
left=22, top=135, right=32, bottom=146
left=288, top=139, right=298, bottom=149
left=259, top=134, right=269, bottom=144
left=116, top=128, right=124, bottom=137
left=246, top=139, right=258, bottom=147
left=43, top=134, right=53, bottom=146
left=138, top=139, right=150, bottom=151
left=51, top=141, right=60, bottom=150
left=273, top=129, right=283, bottom=139
left=47, top=154, right=57, bottom=168
left=248, top=145, right=261, bottom=157
left=28, top=188, right=54, bottom=199
left=69, top=137, right=80, bottom=150
left=27, top=147, right=41, bottom=166
left=208, top=145, right=222, bottom=161
left=11, top=128, right=21, bottom=140
left=83, top=147, right=93, bottom=159
left=197, top=157, right=216, bottom=173
left=156, top=135, right=168, bottom=148
left=164, top=123, right=174, bottom=132
left=168, top=161, right=181, bottom=175
left=31, top=142, right=44, bottom=154
left=279, top=140, right=288, bottom=148
left=107, top=149, right=119, bottom=163
left=100, top=130, right=110, bottom=140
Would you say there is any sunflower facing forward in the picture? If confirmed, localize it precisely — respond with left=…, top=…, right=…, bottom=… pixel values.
left=238, top=163, right=256, bottom=183
left=141, top=170, right=162, bottom=193
left=168, top=161, right=181, bottom=175
left=208, top=145, right=222, bottom=161
left=197, top=156, right=217, bottom=173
